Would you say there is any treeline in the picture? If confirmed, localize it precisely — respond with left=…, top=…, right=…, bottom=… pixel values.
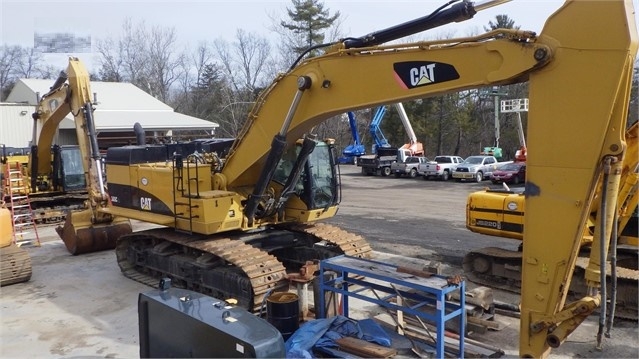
left=1, top=0, right=637, bottom=159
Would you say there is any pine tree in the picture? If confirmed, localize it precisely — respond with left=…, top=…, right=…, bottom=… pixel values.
left=280, top=0, right=340, bottom=58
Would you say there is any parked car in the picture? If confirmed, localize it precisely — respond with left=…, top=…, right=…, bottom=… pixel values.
left=390, top=156, right=430, bottom=178
left=453, top=155, right=509, bottom=182
left=490, top=162, right=526, bottom=185
left=418, top=155, right=464, bottom=181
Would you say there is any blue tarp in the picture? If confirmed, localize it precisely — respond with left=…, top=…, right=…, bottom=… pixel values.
left=285, top=316, right=391, bottom=359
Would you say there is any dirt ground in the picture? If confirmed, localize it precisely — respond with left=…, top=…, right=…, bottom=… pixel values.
left=1, top=164, right=637, bottom=358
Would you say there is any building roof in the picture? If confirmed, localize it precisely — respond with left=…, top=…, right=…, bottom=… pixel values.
left=5, top=79, right=218, bottom=132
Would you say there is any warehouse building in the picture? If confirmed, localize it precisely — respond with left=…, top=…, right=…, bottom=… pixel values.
left=1, top=79, right=219, bottom=150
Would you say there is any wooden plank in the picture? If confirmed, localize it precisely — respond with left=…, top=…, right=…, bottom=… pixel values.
left=336, top=337, right=397, bottom=358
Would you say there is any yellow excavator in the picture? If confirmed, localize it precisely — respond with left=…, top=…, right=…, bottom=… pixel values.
left=30, top=61, right=132, bottom=254
left=1, top=145, right=88, bottom=225
left=56, top=0, right=636, bottom=357
left=0, top=203, right=32, bottom=286
left=466, top=123, right=638, bottom=319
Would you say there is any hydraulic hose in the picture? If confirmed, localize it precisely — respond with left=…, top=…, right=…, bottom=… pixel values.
left=605, top=210, right=618, bottom=338
left=596, top=157, right=611, bottom=349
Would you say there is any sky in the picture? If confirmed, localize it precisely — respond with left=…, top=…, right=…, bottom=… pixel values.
left=1, top=0, right=638, bottom=73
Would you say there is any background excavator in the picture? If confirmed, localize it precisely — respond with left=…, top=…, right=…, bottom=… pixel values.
left=0, top=144, right=85, bottom=224
left=31, top=60, right=132, bottom=255
left=53, top=0, right=636, bottom=357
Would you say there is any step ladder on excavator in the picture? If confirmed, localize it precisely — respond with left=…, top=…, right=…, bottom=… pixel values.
left=3, top=161, right=40, bottom=247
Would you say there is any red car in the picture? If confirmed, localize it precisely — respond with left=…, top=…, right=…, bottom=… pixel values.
left=490, top=162, right=526, bottom=185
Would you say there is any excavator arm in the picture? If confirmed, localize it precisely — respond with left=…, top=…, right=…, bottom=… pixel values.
left=33, top=60, right=105, bottom=204
left=212, top=1, right=636, bottom=357
left=33, top=58, right=132, bottom=254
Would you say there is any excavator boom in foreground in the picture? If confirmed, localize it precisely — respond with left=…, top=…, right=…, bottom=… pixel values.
left=55, top=0, right=636, bottom=357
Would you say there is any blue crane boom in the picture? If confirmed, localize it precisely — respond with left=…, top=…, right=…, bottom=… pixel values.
left=369, top=106, right=391, bottom=151
left=338, top=111, right=366, bottom=164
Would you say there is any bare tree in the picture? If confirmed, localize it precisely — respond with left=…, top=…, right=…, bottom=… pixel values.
left=215, top=29, right=272, bottom=93
left=210, top=30, right=275, bottom=137
left=0, top=45, right=21, bottom=100
left=147, top=25, right=184, bottom=102
left=15, top=47, right=44, bottom=79
left=191, top=41, right=215, bottom=90
left=95, top=37, right=124, bottom=82
left=95, top=18, right=186, bottom=103
left=0, top=45, right=58, bottom=100
left=173, top=42, right=215, bottom=113
left=119, top=18, right=150, bottom=90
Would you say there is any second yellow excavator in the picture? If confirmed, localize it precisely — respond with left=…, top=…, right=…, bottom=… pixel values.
left=31, top=61, right=132, bottom=254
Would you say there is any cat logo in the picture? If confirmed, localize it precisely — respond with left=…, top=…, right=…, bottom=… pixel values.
left=410, top=63, right=436, bottom=86
left=141, top=197, right=152, bottom=210
left=393, top=61, right=460, bottom=89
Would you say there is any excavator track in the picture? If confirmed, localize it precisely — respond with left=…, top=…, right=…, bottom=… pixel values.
left=116, top=222, right=372, bottom=313
left=0, top=244, right=32, bottom=287
left=287, top=222, right=373, bottom=258
left=463, top=248, right=638, bottom=320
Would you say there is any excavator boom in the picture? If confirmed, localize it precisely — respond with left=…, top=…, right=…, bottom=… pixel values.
left=32, top=58, right=132, bottom=254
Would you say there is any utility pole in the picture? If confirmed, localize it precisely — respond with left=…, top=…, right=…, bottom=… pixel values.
left=501, top=98, right=529, bottom=161
left=489, top=86, right=508, bottom=148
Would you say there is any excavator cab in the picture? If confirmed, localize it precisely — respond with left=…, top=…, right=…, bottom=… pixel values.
left=51, top=145, right=85, bottom=192
left=273, top=139, right=339, bottom=212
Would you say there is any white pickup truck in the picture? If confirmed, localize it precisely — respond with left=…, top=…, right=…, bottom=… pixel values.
left=452, top=155, right=510, bottom=182
left=418, top=155, right=464, bottom=181
left=390, top=156, right=429, bottom=178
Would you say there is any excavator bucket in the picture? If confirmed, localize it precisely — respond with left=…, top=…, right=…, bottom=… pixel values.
left=56, top=209, right=132, bottom=255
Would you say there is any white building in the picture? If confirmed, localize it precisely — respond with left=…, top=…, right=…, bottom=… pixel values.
left=2, top=79, right=219, bottom=149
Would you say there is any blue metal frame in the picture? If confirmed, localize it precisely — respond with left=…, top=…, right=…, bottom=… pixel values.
left=318, top=255, right=465, bottom=358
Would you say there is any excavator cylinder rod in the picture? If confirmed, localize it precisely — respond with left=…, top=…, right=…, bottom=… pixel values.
left=344, top=0, right=477, bottom=48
